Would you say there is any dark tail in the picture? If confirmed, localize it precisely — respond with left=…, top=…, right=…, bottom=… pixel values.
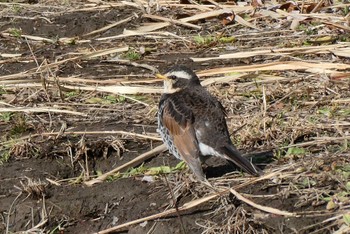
left=221, top=145, right=262, bottom=176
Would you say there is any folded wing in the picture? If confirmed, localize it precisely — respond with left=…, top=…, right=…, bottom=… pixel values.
left=162, top=100, right=205, bottom=180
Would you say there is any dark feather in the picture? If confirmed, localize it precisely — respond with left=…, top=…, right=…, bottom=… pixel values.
left=221, top=145, right=262, bottom=176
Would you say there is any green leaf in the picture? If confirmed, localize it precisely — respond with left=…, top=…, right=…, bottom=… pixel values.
left=147, top=166, right=171, bottom=175
left=65, top=91, right=78, bottom=97
left=174, top=161, right=186, bottom=170
left=346, top=182, right=350, bottom=191
left=8, top=28, right=22, bottom=38
left=123, top=49, right=141, bottom=60
left=338, top=109, right=350, bottom=116
left=104, top=95, right=118, bottom=104
left=193, top=35, right=214, bottom=45
left=218, top=36, right=235, bottom=43
left=343, top=213, right=350, bottom=226
left=300, top=178, right=316, bottom=187
left=0, top=112, right=12, bottom=122
left=286, top=147, right=306, bottom=156
left=326, top=200, right=337, bottom=210
left=96, top=170, right=103, bottom=177
left=85, top=97, right=104, bottom=104
left=317, top=107, right=332, bottom=117
left=341, top=164, right=350, bottom=172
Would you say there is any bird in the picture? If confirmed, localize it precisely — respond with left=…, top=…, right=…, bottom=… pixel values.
left=156, top=65, right=261, bottom=181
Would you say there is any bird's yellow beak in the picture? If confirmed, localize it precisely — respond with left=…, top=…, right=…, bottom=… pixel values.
left=156, top=73, right=169, bottom=80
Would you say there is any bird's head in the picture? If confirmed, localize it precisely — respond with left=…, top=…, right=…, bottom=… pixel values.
left=156, top=65, right=200, bottom=93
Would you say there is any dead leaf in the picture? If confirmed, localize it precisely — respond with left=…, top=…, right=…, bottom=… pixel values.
left=251, top=0, right=265, bottom=8
left=279, top=2, right=299, bottom=13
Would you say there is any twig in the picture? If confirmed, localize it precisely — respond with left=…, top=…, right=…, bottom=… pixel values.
left=104, top=59, right=159, bottom=73
left=83, top=16, right=134, bottom=37
left=310, top=0, right=325, bottom=13
left=0, top=107, right=86, bottom=116
left=163, top=175, right=186, bottom=234
left=262, top=85, right=267, bottom=134
left=0, top=130, right=161, bottom=146
left=229, top=188, right=298, bottom=217
left=5, top=192, right=22, bottom=234
left=301, top=98, right=350, bottom=105
left=84, top=144, right=167, bottom=186
left=282, top=136, right=350, bottom=149
left=97, top=193, right=218, bottom=234
left=142, top=14, right=201, bottom=30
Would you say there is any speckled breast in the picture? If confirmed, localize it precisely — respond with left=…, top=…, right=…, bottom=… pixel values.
left=157, top=102, right=182, bottom=160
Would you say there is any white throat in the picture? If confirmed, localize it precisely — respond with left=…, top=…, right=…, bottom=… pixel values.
left=163, top=80, right=180, bottom=94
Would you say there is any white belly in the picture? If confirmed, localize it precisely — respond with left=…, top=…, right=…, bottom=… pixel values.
left=198, top=142, right=221, bottom=157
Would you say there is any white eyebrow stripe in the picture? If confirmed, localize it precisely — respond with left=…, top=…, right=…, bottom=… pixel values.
left=166, top=70, right=192, bottom=80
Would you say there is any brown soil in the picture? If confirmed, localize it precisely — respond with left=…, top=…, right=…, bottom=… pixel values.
left=1, top=1, right=350, bottom=234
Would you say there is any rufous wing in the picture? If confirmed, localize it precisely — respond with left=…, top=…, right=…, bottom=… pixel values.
left=162, top=101, right=205, bottom=180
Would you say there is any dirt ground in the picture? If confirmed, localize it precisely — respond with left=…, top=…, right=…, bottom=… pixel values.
left=1, top=1, right=350, bottom=234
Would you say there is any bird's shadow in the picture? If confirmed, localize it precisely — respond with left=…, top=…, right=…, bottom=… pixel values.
left=205, top=150, right=274, bottom=179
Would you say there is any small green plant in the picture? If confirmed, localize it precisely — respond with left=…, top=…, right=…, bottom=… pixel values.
left=345, top=181, right=350, bottom=192
left=8, top=28, right=22, bottom=38
left=65, top=91, right=79, bottom=98
left=274, top=148, right=285, bottom=160
left=65, top=37, right=77, bottom=45
left=335, top=164, right=350, bottom=180
left=343, top=213, right=350, bottom=226
left=11, top=4, right=22, bottom=14
left=193, top=35, right=214, bottom=46
left=232, top=135, right=242, bottom=148
left=0, top=112, right=12, bottom=122
left=324, top=191, right=350, bottom=210
left=286, top=147, right=307, bottom=156
left=274, top=142, right=306, bottom=160
left=308, top=115, right=319, bottom=124
left=85, top=97, right=104, bottom=104
left=104, top=95, right=117, bottom=104
left=104, top=95, right=126, bottom=104
left=10, top=114, right=28, bottom=136
left=119, top=163, right=148, bottom=178
left=0, top=149, right=11, bottom=165
left=317, top=107, right=332, bottom=117
left=303, top=40, right=312, bottom=46
left=296, top=24, right=307, bottom=31
left=338, top=109, right=350, bottom=116
left=339, top=35, right=350, bottom=42
left=11, top=124, right=26, bottom=136
left=123, top=49, right=141, bottom=60
left=219, top=36, right=236, bottom=43
left=0, top=86, right=6, bottom=95
left=296, top=24, right=316, bottom=36
left=0, top=140, right=39, bottom=165
left=299, top=177, right=317, bottom=188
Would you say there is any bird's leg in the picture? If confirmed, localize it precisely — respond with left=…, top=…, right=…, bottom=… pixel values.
left=182, top=154, right=206, bottom=181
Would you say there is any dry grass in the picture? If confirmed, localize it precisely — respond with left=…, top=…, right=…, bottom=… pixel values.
left=1, top=0, right=350, bottom=233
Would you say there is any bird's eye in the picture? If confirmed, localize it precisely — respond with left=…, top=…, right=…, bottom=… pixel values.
left=168, top=75, right=177, bottom=80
